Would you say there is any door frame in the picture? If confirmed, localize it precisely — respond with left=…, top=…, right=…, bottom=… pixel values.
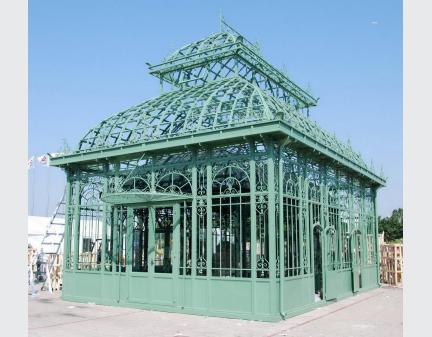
left=127, top=202, right=181, bottom=307
left=311, top=223, right=325, bottom=301
left=350, top=229, right=362, bottom=292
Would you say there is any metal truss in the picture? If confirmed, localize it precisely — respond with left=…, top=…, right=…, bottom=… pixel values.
left=149, top=19, right=317, bottom=110
left=76, top=74, right=376, bottom=182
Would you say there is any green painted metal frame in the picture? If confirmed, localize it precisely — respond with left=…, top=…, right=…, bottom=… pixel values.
left=59, top=140, right=381, bottom=321
left=53, top=20, right=384, bottom=322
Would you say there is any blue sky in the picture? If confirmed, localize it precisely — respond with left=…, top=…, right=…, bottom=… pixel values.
left=29, top=0, right=402, bottom=217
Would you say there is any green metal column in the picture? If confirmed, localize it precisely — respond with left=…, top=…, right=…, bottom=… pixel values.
left=360, top=188, right=367, bottom=266
left=126, top=207, right=133, bottom=273
left=320, top=181, right=327, bottom=297
left=112, top=163, right=120, bottom=273
left=191, top=151, right=198, bottom=279
left=101, top=165, right=109, bottom=271
left=298, top=176, right=305, bottom=276
left=72, top=177, right=81, bottom=271
left=148, top=167, right=156, bottom=302
left=278, top=145, right=285, bottom=317
left=191, top=150, right=198, bottom=310
left=63, top=171, right=72, bottom=270
left=148, top=206, right=156, bottom=303
left=373, top=188, right=380, bottom=286
left=348, top=179, right=354, bottom=244
left=173, top=203, right=180, bottom=306
left=206, top=160, right=213, bottom=312
left=249, top=140, right=257, bottom=314
left=337, top=174, right=343, bottom=270
left=267, top=142, right=277, bottom=314
left=112, top=207, right=118, bottom=273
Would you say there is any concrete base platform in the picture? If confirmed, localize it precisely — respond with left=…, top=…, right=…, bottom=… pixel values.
left=28, top=286, right=402, bottom=337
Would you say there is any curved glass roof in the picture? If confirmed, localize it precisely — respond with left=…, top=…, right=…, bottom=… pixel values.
left=78, top=76, right=367, bottom=169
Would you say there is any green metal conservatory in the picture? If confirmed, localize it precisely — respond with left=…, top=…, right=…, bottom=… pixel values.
left=50, top=20, right=385, bottom=322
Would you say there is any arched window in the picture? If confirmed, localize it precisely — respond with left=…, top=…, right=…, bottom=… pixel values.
left=78, top=177, right=103, bottom=271
left=327, top=184, right=340, bottom=270
left=121, top=176, right=151, bottom=192
left=326, top=228, right=338, bottom=270
left=211, top=165, right=251, bottom=278
left=338, top=187, right=350, bottom=269
left=282, top=173, right=303, bottom=277
left=156, top=171, right=192, bottom=194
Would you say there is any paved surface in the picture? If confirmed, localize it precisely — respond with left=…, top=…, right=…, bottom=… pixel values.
left=28, top=286, right=402, bottom=337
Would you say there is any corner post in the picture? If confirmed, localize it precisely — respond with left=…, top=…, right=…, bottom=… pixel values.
left=267, top=141, right=277, bottom=315
left=72, top=174, right=81, bottom=271
left=63, top=170, right=72, bottom=270
left=278, top=144, right=285, bottom=317
left=112, top=163, right=120, bottom=273
left=299, top=176, right=305, bottom=276
left=249, top=140, right=257, bottom=314
left=206, top=153, right=213, bottom=311
left=373, top=188, right=381, bottom=286
left=191, top=150, right=198, bottom=280
left=126, top=207, right=133, bottom=274
left=101, top=163, right=109, bottom=272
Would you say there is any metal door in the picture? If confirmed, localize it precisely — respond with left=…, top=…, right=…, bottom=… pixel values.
left=148, top=204, right=180, bottom=306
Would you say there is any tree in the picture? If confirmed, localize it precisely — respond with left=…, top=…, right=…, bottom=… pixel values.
left=378, top=208, right=403, bottom=243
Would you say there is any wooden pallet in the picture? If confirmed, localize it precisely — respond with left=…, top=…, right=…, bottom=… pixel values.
left=47, top=254, right=63, bottom=291
left=380, top=243, right=403, bottom=287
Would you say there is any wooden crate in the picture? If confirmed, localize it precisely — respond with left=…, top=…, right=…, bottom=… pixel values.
left=380, top=243, right=403, bottom=287
left=47, top=254, right=63, bottom=291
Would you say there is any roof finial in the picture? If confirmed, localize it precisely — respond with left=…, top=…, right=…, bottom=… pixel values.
left=220, top=10, right=224, bottom=32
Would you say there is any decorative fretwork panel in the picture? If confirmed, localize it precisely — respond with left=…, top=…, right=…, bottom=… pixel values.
left=256, top=194, right=269, bottom=278
left=255, top=160, right=268, bottom=192
left=119, top=175, right=151, bottom=193
left=80, top=176, right=103, bottom=206
left=180, top=201, right=193, bottom=275
left=284, top=173, right=299, bottom=197
left=197, top=166, right=207, bottom=197
left=212, top=164, right=250, bottom=195
left=328, top=206, right=340, bottom=270
left=340, top=209, right=351, bottom=269
left=366, top=215, right=376, bottom=265
left=328, top=185, right=338, bottom=207
left=65, top=204, right=75, bottom=270
left=196, top=199, right=207, bottom=275
left=338, top=188, right=350, bottom=211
